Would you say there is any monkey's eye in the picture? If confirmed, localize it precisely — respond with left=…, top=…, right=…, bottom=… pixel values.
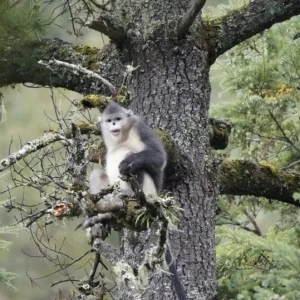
left=116, top=117, right=122, bottom=121
left=107, top=119, right=112, bottom=123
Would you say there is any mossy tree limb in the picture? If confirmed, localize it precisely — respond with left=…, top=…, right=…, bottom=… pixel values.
left=0, top=38, right=121, bottom=95
left=219, top=159, right=300, bottom=207
left=208, top=0, right=300, bottom=62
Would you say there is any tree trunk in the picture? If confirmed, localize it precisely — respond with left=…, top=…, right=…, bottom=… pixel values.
left=4, top=1, right=300, bottom=299
left=116, top=37, right=217, bottom=299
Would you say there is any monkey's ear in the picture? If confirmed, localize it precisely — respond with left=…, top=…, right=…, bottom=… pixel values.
left=97, top=116, right=102, bottom=123
left=127, top=110, right=134, bottom=117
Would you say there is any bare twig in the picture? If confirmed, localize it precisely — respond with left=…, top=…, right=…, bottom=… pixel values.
left=243, top=210, right=262, bottom=236
left=0, top=133, right=67, bottom=172
left=282, top=159, right=300, bottom=170
left=88, top=251, right=108, bottom=284
left=219, top=220, right=261, bottom=235
left=293, top=32, right=300, bottom=40
left=24, top=209, right=51, bottom=227
left=268, top=110, right=300, bottom=153
left=90, top=185, right=116, bottom=203
left=177, top=0, right=206, bottom=38
left=38, top=58, right=117, bottom=95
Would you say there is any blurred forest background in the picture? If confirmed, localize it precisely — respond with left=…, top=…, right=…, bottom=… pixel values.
left=2, top=0, right=300, bottom=299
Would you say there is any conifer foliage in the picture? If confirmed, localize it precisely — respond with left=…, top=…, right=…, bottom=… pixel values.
left=211, top=16, right=300, bottom=299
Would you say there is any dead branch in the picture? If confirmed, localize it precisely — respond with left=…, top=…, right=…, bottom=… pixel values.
left=0, top=133, right=67, bottom=172
left=177, top=0, right=206, bottom=38
left=87, top=11, right=127, bottom=44
left=38, top=58, right=117, bottom=95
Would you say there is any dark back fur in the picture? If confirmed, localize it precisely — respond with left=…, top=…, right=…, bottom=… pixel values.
left=134, top=118, right=166, bottom=192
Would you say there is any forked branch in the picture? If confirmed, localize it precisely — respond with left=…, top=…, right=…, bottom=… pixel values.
left=87, top=11, right=127, bottom=44
left=0, top=133, right=67, bottom=172
left=177, top=0, right=206, bottom=38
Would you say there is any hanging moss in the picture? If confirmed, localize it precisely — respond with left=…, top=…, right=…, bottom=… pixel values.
left=80, top=94, right=110, bottom=109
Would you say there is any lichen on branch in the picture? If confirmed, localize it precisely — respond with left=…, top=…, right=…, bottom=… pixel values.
left=219, top=159, right=300, bottom=207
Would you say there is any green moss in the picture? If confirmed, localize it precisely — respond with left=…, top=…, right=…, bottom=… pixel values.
left=88, top=142, right=104, bottom=164
left=155, top=128, right=177, bottom=164
left=202, top=17, right=222, bottom=28
left=80, top=94, right=110, bottom=109
left=259, top=161, right=279, bottom=175
left=221, top=159, right=241, bottom=172
left=80, top=90, right=131, bottom=110
left=115, top=86, right=129, bottom=105
left=124, top=201, right=146, bottom=229
left=75, top=44, right=98, bottom=55
left=75, top=44, right=99, bottom=70
left=77, top=121, right=94, bottom=131
left=112, top=200, right=152, bottom=231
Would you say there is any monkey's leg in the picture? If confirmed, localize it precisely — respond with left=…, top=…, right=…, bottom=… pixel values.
left=89, top=169, right=109, bottom=194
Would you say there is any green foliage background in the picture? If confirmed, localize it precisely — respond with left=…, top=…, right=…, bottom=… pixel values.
left=0, top=0, right=49, bottom=42
left=210, top=11, right=300, bottom=300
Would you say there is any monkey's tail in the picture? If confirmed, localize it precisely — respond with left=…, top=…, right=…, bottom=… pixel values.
left=166, top=247, right=188, bottom=300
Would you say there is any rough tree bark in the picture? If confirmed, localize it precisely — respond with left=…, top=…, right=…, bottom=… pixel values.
left=1, top=0, right=300, bottom=299
left=118, top=39, right=216, bottom=300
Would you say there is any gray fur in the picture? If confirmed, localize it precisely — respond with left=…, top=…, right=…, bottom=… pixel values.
left=89, top=169, right=109, bottom=194
left=89, top=102, right=186, bottom=299
left=90, top=101, right=166, bottom=196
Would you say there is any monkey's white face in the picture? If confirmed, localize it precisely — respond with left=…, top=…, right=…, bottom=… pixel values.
left=100, top=112, right=132, bottom=142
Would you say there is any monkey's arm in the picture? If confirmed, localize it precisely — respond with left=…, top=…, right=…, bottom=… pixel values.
left=119, top=148, right=164, bottom=176
left=118, top=147, right=165, bottom=192
left=120, top=121, right=166, bottom=173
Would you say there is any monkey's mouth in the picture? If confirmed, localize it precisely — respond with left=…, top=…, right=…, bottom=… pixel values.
left=111, top=129, right=121, bottom=136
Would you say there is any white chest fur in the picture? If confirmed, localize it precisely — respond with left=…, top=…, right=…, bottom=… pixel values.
left=106, top=128, right=144, bottom=190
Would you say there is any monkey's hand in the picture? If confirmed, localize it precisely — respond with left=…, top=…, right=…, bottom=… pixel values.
left=119, top=155, right=140, bottom=176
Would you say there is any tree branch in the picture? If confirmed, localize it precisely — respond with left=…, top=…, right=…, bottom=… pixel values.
left=4, top=115, right=299, bottom=208
left=39, top=58, right=117, bottom=95
left=209, top=0, right=300, bottom=61
left=177, top=0, right=206, bottom=38
left=219, top=159, right=300, bottom=207
left=0, top=133, right=67, bottom=172
left=87, top=11, right=127, bottom=44
left=0, top=38, right=121, bottom=95
left=268, top=109, right=300, bottom=153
